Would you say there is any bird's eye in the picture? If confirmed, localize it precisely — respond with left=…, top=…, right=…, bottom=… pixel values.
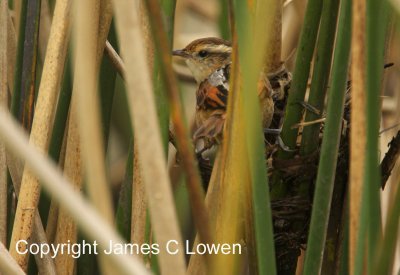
left=198, top=50, right=208, bottom=58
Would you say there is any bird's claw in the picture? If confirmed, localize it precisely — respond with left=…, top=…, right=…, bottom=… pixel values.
left=264, top=127, right=296, bottom=152
left=277, top=136, right=296, bottom=152
left=297, top=101, right=321, bottom=115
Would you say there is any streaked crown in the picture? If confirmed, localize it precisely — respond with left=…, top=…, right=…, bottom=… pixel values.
left=173, top=37, right=232, bottom=83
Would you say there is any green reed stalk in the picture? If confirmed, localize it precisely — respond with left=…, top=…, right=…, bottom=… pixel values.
left=153, top=0, right=175, bottom=153
left=234, top=0, right=278, bottom=273
left=364, top=0, right=390, bottom=270
left=299, top=0, right=340, bottom=157
left=302, top=0, right=351, bottom=273
left=372, top=180, right=400, bottom=274
left=271, top=0, right=323, bottom=196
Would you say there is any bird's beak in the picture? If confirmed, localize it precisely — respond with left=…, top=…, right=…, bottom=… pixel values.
left=172, top=49, right=191, bottom=58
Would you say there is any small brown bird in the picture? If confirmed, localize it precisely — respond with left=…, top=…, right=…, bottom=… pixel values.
left=173, top=37, right=274, bottom=153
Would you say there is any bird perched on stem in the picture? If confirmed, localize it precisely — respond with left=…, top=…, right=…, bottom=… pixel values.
left=173, top=37, right=275, bottom=154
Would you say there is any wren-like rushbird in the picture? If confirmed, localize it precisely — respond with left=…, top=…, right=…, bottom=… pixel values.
left=173, top=37, right=275, bottom=153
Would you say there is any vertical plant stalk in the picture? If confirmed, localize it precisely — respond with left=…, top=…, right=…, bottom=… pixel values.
left=74, top=0, right=114, bottom=221
left=128, top=2, right=167, bottom=267
left=62, top=2, right=113, bottom=273
left=300, top=0, right=340, bottom=157
left=212, top=76, right=247, bottom=275
left=39, top=52, right=72, bottom=226
left=29, top=217, right=57, bottom=275
left=73, top=1, right=116, bottom=274
left=6, top=152, right=57, bottom=274
left=187, top=152, right=225, bottom=274
left=5, top=135, right=57, bottom=274
left=9, top=0, right=71, bottom=269
left=271, top=0, right=323, bottom=195
left=350, top=0, right=367, bottom=273
left=372, top=180, right=400, bottom=274
left=302, top=0, right=351, bottom=273
left=38, top=0, right=51, bottom=61
left=7, top=10, right=17, bottom=94
left=17, top=0, right=41, bottom=130
left=116, top=141, right=133, bottom=241
left=151, top=0, right=174, bottom=153
left=53, top=208, right=78, bottom=274
left=0, top=0, right=8, bottom=246
left=0, top=107, right=150, bottom=275
left=14, top=0, right=22, bottom=41
left=10, top=0, right=27, bottom=118
left=53, top=96, right=82, bottom=275
left=243, top=178, right=258, bottom=275
left=218, top=0, right=231, bottom=40
left=131, top=145, right=147, bottom=254
left=263, top=0, right=282, bottom=72
left=144, top=0, right=211, bottom=249
left=96, top=0, right=113, bottom=62
left=365, top=0, right=388, bottom=268
left=45, top=200, right=59, bottom=243
left=112, top=0, right=186, bottom=274
left=235, top=0, right=278, bottom=273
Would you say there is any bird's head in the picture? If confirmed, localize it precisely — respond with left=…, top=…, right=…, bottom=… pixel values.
left=173, top=37, right=232, bottom=83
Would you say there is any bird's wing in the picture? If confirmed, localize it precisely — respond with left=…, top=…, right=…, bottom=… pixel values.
left=193, top=109, right=226, bottom=142
left=196, top=65, right=230, bottom=110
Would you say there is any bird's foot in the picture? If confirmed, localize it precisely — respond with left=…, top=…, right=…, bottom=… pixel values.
left=264, top=127, right=296, bottom=152
left=276, top=136, right=296, bottom=152
left=296, top=101, right=321, bottom=115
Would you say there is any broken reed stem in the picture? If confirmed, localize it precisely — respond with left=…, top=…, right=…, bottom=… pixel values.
left=0, top=106, right=150, bottom=275
left=9, top=0, right=71, bottom=269
left=105, top=40, right=126, bottom=80
left=144, top=0, right=212, bottom=249
left=350, top=0, right=367, bottom=273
